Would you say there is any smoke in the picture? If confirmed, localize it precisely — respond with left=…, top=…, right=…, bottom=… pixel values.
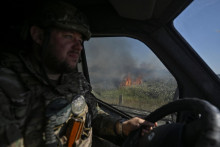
left=84, top=37, right=172, bottom=89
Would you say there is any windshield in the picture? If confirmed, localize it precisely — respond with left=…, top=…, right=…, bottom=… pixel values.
left=174, top=0, right=220, bottom=75
left=84, top=37, right=177, bottom=114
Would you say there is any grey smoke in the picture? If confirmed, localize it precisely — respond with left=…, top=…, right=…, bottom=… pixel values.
left=84, top=37, right=172, bottom=89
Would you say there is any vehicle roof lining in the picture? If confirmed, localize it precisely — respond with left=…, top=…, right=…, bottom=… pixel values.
left=109, top=0, right=157, bottom=20
left=2, top=0, right=191, bottom=28
left=75, top=0, right=189, bottom=21
left=2, top=0, right=192, bottom=23
left=75, top=0, right=192, bottom=36
left=109, top=0, right=178, bottom=21
left=1, top=0, right=192, bottom=46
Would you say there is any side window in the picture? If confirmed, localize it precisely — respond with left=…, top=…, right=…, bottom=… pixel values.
left=84, top=37, right=177, bottom=115
left=174, top=0, right=220, bottom=75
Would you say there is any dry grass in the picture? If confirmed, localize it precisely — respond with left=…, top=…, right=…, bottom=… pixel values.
left=92, top=79, right=177, bottom=112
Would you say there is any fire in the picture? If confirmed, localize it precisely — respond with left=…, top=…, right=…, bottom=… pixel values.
left=133, top=75, right=142, bottom=85
left=122, top=74, right=132, bottom=86
left=120, top=74, right=142, bottom=87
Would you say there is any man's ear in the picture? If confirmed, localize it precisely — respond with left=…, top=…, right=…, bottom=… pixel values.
left=30, top=26, right=44, bottom=45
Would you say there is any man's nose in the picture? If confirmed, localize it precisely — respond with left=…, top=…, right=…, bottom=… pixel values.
left=72, top=39, right=83, bottom=51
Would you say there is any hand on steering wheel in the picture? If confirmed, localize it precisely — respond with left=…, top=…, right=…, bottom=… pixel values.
left=122, top=98, right=220, bottom=147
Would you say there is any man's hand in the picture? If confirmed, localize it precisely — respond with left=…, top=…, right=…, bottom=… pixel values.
left=119, top=117, right=157, bottom=136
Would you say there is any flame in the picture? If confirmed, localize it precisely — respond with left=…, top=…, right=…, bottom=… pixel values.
left=124, top=74, right=132, bottom=86
left=120, top=74, right=142, bottom=87
left=133, top=75, right=142, bottom=85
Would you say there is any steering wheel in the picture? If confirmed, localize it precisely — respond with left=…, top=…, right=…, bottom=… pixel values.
left=122, top=98, right=220, bottom=147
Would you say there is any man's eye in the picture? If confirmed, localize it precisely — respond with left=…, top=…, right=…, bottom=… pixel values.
left=79, top=39, right=83, bottom=44
left=64, top=34, right=73, bottom=38
left=63, top=34, right=83, bottom=44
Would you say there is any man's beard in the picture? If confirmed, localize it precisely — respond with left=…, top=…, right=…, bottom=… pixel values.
left=43, top=53, right=76, bottom=74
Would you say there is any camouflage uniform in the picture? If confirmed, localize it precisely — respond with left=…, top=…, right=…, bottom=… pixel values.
left=0, top=52, right=120, bottom=147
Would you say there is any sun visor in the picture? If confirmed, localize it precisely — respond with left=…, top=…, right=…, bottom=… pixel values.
left=109, top=0, right=157, bottom=20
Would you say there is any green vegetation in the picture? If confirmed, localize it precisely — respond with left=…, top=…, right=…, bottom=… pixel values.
left=92, top=79, right=177, bottom=112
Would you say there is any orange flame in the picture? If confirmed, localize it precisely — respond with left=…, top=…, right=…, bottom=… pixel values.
left=120, top=74, right=142, bottom=87
left=133, top=75, right=142, bottom=85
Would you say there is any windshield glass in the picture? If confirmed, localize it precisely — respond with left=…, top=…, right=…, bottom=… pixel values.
left=84, top=37, right=177, bottom=114
left=174, top=0, right=220, bottom=75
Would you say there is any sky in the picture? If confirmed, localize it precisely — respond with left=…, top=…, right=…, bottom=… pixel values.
left=174, top=0, right=220, bottom=74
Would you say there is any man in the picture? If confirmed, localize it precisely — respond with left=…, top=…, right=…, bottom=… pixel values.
left=0, top=1, right=156, bottom=146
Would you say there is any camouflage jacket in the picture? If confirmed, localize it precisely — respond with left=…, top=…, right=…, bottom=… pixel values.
left=0, top=52, right=120, bottom=147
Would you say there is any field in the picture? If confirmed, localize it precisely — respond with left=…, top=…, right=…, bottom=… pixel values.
left=92, top=78, right=177, bottom=112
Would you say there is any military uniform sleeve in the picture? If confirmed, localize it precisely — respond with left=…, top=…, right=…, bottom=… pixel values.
left=85, top=92, right=121, bottom=138
left=92, top=104, right=120, bottom=137
left=0, top=88, right=24, bottom=146
left=0, top=66, right=43, bottom=147
left=0, top=53, right=46, bottom=146
left=79, top=73, right=122, bottom=139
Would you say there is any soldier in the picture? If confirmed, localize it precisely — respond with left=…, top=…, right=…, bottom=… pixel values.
left=0, top=1, right=156, bottom=147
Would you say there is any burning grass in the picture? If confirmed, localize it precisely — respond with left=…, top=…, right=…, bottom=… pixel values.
left=92, top=79, right=177, bottom=112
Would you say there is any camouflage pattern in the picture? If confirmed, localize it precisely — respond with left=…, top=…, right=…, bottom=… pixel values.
left=0, top=52, right=120, bottom=147
left=29, top=1, right=91, bottom=40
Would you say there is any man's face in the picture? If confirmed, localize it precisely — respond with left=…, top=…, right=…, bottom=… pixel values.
left=43, top=29, right=83, bottom=74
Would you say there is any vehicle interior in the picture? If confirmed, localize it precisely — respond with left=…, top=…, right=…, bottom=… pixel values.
left=2, top=0, right=220, bottom=147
